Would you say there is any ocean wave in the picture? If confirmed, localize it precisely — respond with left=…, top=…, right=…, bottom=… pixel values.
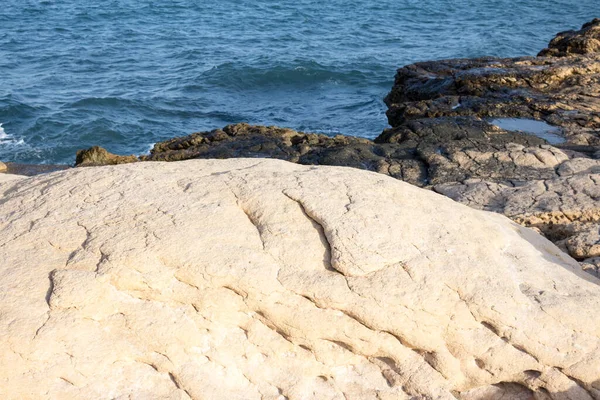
left=0, top=123, right=24, bottom=145
left=66, top=97, right=143, bottom=109
left=198, top=61, right=372, bottom=90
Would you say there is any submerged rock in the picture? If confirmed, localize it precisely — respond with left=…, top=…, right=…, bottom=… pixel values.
left=1, top=159, right=599, bottom=399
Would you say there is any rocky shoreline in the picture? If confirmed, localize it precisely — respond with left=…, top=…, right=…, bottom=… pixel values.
left=62, top=19, right=600, bottom=275
left=3, top=20, right=600, bottom=267
left=2, top=19, right=600, bottom=399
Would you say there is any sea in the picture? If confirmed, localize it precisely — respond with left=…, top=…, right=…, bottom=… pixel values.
left=1, top=0, right=598, bottom=164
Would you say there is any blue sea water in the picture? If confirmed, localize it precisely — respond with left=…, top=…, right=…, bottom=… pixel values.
left=0, top=1, right=598, bottom=164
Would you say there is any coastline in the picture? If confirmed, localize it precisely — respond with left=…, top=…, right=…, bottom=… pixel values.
left=1, top=18, right=600, bottom=398
left=2, top=19, right=600, bottom=273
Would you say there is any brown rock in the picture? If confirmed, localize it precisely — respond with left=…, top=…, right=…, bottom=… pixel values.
left=142, top=123, right=429, bottom=186
left=539, top=18, right=600, bottom=57
left=0, top=161, right=6, bottom=172
left=582, top=257, right=600, bottom=277
left=75, top=146, right=138, bottom=167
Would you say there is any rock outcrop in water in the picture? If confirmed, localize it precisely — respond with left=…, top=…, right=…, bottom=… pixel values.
left=539, top=18, right=600, bottom=57
left=2, top=159, right=600, bottom=399
left=138, top=123, right=428, bottom=184
left=380, top=18, right=600, bottom=270
left=73, top=19, right=600, bottom=270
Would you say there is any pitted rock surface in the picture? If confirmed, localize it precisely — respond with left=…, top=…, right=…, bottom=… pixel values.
left=1, top=159, right=600, bottom=399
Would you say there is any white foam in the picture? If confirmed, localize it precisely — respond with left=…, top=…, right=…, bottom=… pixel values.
left=0, top=123, right=25, bottom=146
left=0, top=123, right=8, bottom=141
left=144, top=143, right=155, bottom=155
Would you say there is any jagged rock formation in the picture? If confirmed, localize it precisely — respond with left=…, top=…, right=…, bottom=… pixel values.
left=1, top=159, right=599, bottom=399
left=435, top=158, right=600, bottom=264
left=539, top=18, right=600, bottom=57
left=382, top=18, right=600, bottom=269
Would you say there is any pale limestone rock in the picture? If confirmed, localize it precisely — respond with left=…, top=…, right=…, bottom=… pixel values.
left=434, top=171, right=600, bottom=263
left=0, top=159, right=599, bottom=399
left=0, top=172, right=25, bottom=183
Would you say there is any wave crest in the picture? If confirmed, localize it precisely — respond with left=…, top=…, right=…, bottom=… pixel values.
left=198, top=60, right=370, bottom=90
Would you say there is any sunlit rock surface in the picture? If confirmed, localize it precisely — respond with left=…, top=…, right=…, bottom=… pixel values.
left=1, top=159, right=599, bottom=399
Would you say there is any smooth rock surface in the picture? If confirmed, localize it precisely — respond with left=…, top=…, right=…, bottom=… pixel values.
left=1, top=159, right=599, bottom=399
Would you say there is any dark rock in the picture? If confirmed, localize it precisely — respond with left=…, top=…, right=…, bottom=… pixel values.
left=383, top=55, right=600, bottom=147
left=377, top=18, right=600, bottom=263
left=539, top=18, right=600, bottom=57
left=75, top=146, right=138, bottom=167
left=142, top=123, right=430, bottom=186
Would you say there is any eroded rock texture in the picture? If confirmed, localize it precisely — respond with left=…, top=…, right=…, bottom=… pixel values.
left=76, top=145, right=138, bottom=167
left=1, top=159, right=600, bottom=399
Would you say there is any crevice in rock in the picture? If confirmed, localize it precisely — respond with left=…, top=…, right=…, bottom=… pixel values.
left=58, top=377, right=75, bottom=386
left=222, top=285, right=248, bottom=299
left=479, top=321, right=540, bottom=364
left=238, top=204, right=266, bottom=251
left=45, top=270, right=56, bottom=307
left=224, top=184, right=267, bottom=251
left=281, top=191, right=337, bottom=275
left=169, top=372, right=194, bottom=399
left=33, top=313, right=51, bottom=341
left=253, top=311, right=295, bottom=346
